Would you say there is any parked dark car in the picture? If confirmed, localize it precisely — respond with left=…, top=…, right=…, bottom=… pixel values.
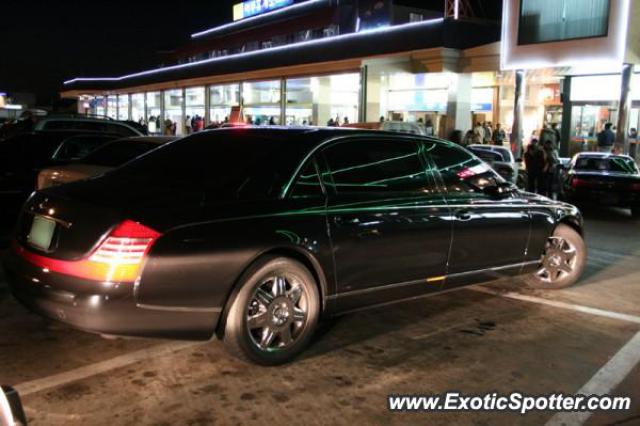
left=37, top=136, right=175, bottom=190
left=3, top=128, right=586, bottom=365
left=0, top=130, right=127, bottom=239
left=467, top=144, right=525, bottom=188
left=563, top=152, right=640, bottom=217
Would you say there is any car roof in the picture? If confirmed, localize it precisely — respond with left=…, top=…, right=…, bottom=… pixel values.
left=194, top=126, right=447, bottom=148
left=468, top=144, right=507, bottom=150
left=574, top=152, right=634, bottom=160
left=34, top=117, right=140, bottom=131
left=112, top=136, right=177, bottom=144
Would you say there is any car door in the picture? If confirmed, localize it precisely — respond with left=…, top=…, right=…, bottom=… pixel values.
left=424, top=141, right=531, bottom=287
left=320, top=137, right=452, bottom=312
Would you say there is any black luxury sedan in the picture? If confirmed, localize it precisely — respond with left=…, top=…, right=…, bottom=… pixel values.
left=3, top=128, right=586, bottom=365
left=563, top=152, right=640, bottom=217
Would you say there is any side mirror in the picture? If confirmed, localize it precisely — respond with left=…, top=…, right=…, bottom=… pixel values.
left=1, top=386, right=27, bottom=426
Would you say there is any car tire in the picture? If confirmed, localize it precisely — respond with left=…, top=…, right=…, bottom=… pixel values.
left=223, top=256, right=320, bottom=365
left=524, top=224, right=586, bottom=289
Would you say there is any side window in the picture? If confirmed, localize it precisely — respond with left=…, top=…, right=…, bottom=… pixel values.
left=290, top=159, right=323, bottom=199
left=321, top=139, right=433, bottom=195
left=105, top=123, right=137, bottom=137
left=426, top=142, right=504, bottom=194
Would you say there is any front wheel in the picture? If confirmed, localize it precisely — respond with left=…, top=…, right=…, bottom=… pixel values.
left=223, top=257, right=320, bottom=365
left=524, top=224, right=586, bottom=289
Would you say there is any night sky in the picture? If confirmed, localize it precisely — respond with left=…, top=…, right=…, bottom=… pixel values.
left=1, top=0, right=500, bottom=106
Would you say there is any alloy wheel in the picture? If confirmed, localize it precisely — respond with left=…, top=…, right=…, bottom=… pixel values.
left=536, top=236, right=578, bottom=284
left=246, top=274, right=308, bottom=352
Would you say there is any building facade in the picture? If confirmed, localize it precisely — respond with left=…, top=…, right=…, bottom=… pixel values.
left=61, top=0, right=639, bottom=157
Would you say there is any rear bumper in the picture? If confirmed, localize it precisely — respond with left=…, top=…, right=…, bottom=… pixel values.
left=565, top=189, right=639, bottom=207
left=3, top=246, right=220, bottom=340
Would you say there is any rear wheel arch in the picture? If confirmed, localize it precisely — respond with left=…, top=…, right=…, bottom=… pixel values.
left=557, top=216, right=583, bottom=237
left=215, top=247, right=327, bottom=339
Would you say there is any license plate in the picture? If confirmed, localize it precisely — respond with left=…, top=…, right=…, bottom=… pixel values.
left=27, top=215, right=56, bottom=251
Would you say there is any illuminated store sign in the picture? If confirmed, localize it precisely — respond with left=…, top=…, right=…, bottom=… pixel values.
left=233, top=0, right=294, bottom=21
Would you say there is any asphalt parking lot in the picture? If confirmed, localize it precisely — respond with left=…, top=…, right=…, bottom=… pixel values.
left=1, top=206, right=639, bottom=426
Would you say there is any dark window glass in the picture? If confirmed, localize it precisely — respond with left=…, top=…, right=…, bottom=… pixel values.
left=290, top=160, right=323, bottom=198
left=469, top=148, right=504, bottom=163
left=321, top=139, right=432, bottom=194
left=574, top=156, right=639, bottom=174
left=43, top=120, right=137, bottom=137
left=427, top=142, right=504, bottom=194
left=52, top=136, right=116, bottom=161
left=519, top=0, right=610, bottom=45
left=82, top=140, right=164, bottom=167
left=105, top=123, right=138, bottom=137
left=111, top=132, right=310, bottom=200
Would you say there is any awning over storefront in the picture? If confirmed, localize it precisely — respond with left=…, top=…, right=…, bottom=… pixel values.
left=62, top=19, right=499, bottom=96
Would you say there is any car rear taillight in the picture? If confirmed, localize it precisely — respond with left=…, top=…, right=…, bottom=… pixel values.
left=16, top=220, right=160, bottom=283
left=570, top=177, right=585, bottom=188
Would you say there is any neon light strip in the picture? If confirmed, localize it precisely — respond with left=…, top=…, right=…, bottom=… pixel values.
left=192, top=0, right=328, bottom=39
left=64, top=18, right=444, bottom=86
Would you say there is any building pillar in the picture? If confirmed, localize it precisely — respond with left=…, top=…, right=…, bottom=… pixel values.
left=204, top=86, right=211, bottom=126
left=280, top=78, right=287, bottom=125
left=445, top=72, right=472, bottom=139
left=560, top=76, right=572, bottom=158
left=492, top=85, right=501, bottom=127
left=511, top=69, right=525, bottom=159
left=364, top=66, right=385, bottom=123
left=314, top=76, right=332, bottom=126
left=359, top=66, right=368, bottom=123
left=616, top=63, right=634, bottom=155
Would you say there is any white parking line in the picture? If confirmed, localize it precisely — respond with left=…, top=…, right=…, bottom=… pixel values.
left=545, top=331, right=640, bottom=426
left=470, top=286, right=640, bottom=325
left=14, top=342, right=202, bottom=397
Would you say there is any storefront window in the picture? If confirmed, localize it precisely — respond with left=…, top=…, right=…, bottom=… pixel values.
left=286, top=74, right=360, bottom=126
left=378, top=72, right=449, bottom=133
left=185, top=87, right=206, bottom=132
left=164, top=89, right=184, bottom=135
left=117, top=94, right=130, bottom=121
left=209, top=83, right=240, bottom=124
left=106, top=95, right=118, bottom=119
left=95, top=96, right=106, bottom=117
left=146, top=92, right=162, bottom=134
left=243, top=80, right=281, bottom=125
left=131, top=93, right=145, bottom=125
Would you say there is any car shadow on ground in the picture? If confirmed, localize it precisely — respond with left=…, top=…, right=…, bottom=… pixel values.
left=300, top=288, right=522, bottom=363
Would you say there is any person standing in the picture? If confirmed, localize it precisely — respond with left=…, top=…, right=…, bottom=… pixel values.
left=462, top=130, right=475, bottom=147
left=597, top=122, right=615, bottom=153
left=492, top=123, right=506, bottom=146
left=539, top=123, right=558, bottom=150
left=483, top=122, right=493, bottom=144
left=184, top=116, right=192, bottom=134
left=473, top=122, right=484, bottom=144
left=542, top=140, right=560, bottom=198
left=524, top=139, right=544, bottom=194
left=551, top=123, right=561, bottom=148
left=425, top=119, right=435, bottom=136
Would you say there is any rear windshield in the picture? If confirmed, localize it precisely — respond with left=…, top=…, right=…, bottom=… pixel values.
left=469, top=148, right=503, bottom=163
left=52, top=136, right=116, bottom=161
left=574, top=157, right=639, bottom=174
left=82, top=140, right=163, bottom=167
left=111, top=132, right=310, bottom=200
